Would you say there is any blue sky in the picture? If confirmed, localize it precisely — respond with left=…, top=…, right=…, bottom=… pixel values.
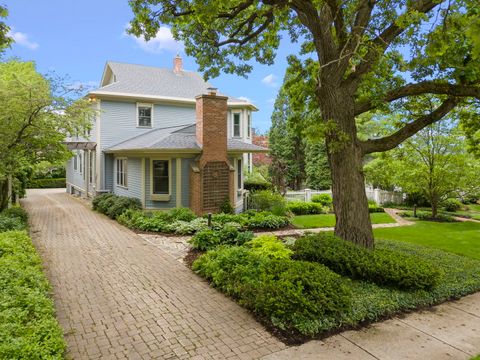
left=2, top=0, right=299, bottom=133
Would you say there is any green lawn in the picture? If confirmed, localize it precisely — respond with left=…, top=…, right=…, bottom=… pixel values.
left=374, top=219, right=480, bottom=260
left=292, top=212, right=395, bottom=229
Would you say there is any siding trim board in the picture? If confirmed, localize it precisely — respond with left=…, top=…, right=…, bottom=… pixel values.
left=176, top=158, right=182, bottom=208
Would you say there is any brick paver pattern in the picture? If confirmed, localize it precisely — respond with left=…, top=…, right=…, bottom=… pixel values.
left=22, top=189, right=285, bottom=359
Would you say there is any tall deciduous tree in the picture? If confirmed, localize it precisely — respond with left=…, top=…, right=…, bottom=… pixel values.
left=0, top=5, right=12, bottom=54
left=0, top=60, right=93, bottom=210
left=129, top=0, right=480, bottom=247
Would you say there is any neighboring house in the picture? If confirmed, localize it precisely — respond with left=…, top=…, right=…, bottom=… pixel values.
left=252, top=131, right=271, bottom=166
left=65, top=56, right=267, bottom=214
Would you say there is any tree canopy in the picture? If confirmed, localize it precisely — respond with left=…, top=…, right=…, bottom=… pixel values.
left=0, top=60, right=93, bottom=209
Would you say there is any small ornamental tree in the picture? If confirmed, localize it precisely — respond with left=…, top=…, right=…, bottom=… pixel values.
left=129, top=0, right=480, bottom=248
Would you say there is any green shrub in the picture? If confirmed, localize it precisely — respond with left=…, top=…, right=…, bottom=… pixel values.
left=28, top=178, right=66, bottom=189
left=249, top=190, right=287, bottom=216
left=167, top=207, right=196, bottom=222
left=400, top=210, right=456, bottom=222
left=442, top=198, right=463, bottom=212
left=246, top=235, right=293, bottom=260
left=168, top=218, right=209, bottom=235
left=210, top=213, right=247, bottom=226
left=117, top=209, right=168, bottom=232
left=292, top=233, right=442, bottom=290
left=368, top=200, right=385, bottom=213
left=193, top=246, right=351, bottom=335
left=1, top=206, right=28, bottom=223
left=92, top=193, right=142, bottom=219
left=244, top=179, right=273, bottom=191
left=0, top=214, right=26, bottom=232
left=234, top=230, right=255, bottom=245
left=244, top=211, right=290, bottom=229
left=287, top=201, right=327, bottom=215
left=219, top=198, right=235, bottom=214
left=0, top=231, right=65, bottom=358
left=189, top=229, right=222, bottom=251
left=311, top=193, right=332, bottom=207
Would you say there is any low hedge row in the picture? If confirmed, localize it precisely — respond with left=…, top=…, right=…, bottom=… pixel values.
left=92, top=193, right=142, bottom=219
left=287, top=201, right=328, bottom=215
left=0, top=231, right=66, bottom=358
left=292, top=233, right=442, bottom=290
left=400, top=210, right=456, bottom=222
left=192, top=239, right=352, bottom=335
left=0, top=207, right=28, bottom=232
left=28, top=178, right=66, bottom=189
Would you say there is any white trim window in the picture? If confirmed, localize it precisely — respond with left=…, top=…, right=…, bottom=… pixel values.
left=247, top=113, right=251, bottom=138
left=237, top=158, right=242, bottom=190
left=73, top=152, right=78, bottom=171
left=233, top=112, right=241, bottom=137
left=89, top=151, right=95, bottom=184
left=152, top=159, right=170, bottom=195
left=137, top=103, right=153, bottom=127
left=116, top=158, right=127, bottom=187
left=79, top=152, right=83, bottom=174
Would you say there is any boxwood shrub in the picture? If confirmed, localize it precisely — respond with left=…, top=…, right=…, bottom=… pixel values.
left=292, top=233, right=442, bottom=290
left=287, top=201, right=327, bottom=215
left=28, top=178, right=66, bottom=189
left=193, top=245, right=351, bottom=335
left=92, top=193, right=142, bottom=219
left=0, top=231, right=66, bottom=358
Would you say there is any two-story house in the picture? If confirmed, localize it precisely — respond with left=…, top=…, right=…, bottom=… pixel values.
left=65, top=57, right=267, bottom=214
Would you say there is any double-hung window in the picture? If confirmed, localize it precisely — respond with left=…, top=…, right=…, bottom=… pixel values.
left=116, top=158, right=127, bottom=187
left=152, top=160, right=169, bottom=195
left=137, top=103, right=153, bottom=127
left=233, top=113, right=241, bottom=137
left=73, top=152, right=78, bottom=171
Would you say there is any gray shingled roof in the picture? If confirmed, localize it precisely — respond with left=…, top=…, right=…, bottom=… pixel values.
left=92, top=61, right=249, bottom=104
left=106, top=124, right=268, bottom=153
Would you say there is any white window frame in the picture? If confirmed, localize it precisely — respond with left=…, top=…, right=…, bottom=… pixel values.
left=136, top=103, right=153, bottom=128
left=232, top=112, right=241, bottom=138
left=116, top=157, right=128, bottom=188
left=247, top=113, right=251, bottom=138
left=150, top=158, right=171, bottom=201
left=78, top=152, right=83, bottom=174
left=237, top=158, right=243, bottom=190
left=89, top=151, right=95, bottom=184
left=73, top=152, right=78, bottom=171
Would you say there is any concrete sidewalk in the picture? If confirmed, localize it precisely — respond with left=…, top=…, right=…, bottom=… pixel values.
left=263, top=292, right=480, bottom=360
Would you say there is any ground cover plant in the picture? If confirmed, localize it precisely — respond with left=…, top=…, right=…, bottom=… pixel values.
left=0, top=206, right=28, bottom=232
left=191, top=230, right=480, bottom=340
left=292, top=212, right=394, bottom=229
left=0, top=231, right=66, bottom=358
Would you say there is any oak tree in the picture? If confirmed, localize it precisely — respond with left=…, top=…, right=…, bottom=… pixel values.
left=129, top=0, right=480, bottom=247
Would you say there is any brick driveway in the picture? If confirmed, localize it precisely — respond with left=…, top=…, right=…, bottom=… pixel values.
left=22, top=189, right=285, bottom=359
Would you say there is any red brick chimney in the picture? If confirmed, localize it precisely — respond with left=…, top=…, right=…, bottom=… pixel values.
left=195, top=87, right=228, bottom=162
left=190, top=88, right=234, bottom=214
left=173, top=54, right=183, bottom=74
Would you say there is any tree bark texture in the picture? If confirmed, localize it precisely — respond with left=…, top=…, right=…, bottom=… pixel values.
left=318, top=85, right=374, bottom=248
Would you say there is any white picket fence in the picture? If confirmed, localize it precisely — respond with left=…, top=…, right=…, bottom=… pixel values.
left=285, top=187, right=404, bottom=205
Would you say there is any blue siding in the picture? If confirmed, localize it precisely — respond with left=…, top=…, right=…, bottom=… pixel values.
left=66, top=150, right=87, bottom=192
left=99, top=100, right=195, bottom=150
left=113, top=157, right=142, bottom=200
left=181, top=158, right=193, bottom=208
left=145, top=158, right=177, bottom=209
left=104, top=154, right=114, bottom=191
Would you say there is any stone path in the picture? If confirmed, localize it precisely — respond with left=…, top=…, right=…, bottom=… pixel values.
left=22, top=189, right=285, bottom=359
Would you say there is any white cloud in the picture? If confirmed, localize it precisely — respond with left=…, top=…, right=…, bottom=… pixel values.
left=238, top=96, right=254, bottom=103
left=266, top=98, right=276, bottom=104
left=126, top=26, right=183, bottom=53
left=261, top=74, right=278, bottom=87
left=8, top=29, right=39, bottom=50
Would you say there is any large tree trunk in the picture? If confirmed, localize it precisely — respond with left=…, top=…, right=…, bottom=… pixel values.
left=0, top=179, right=9, bottom=212
left=318, top=84, right=374, bottom=248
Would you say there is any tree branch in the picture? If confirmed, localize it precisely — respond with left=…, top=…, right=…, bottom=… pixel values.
left=347, top=0, right=441, bottom=86
left=355, top=81, right=480, bottom=115
left=360, top=97, right=459, bottom=154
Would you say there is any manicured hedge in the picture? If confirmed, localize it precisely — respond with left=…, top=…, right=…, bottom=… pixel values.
left=92, top=193, right=142, bottom=219
left=28, top=178, right=66, bottom=189
left=193, top=243, right=351, bottom=335
left=292, top=233, right=442, bottom=290
left=287, top=201, right=327, bottom=215
left=0, top=231, right=66, bottom=358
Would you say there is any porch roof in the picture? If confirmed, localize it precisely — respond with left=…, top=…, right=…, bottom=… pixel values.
left=64, top=141, right=97, bottom=150
left=105, top=124, right=268, bottom=154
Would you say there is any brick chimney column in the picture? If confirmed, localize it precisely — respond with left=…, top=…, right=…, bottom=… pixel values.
left=173, top=54, right=183, bottom=74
